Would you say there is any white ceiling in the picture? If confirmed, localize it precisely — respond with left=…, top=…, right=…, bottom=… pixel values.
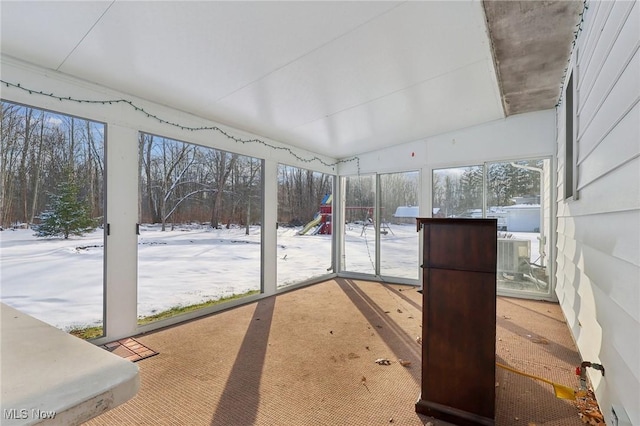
left=1, top=1, right=506, bottom=159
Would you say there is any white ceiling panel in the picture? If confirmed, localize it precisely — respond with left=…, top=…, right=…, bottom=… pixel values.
left=291, top=59, right=504, bottom=156
left=0, top=1, right=113, bottom=70
left=1, top=1, right=510, bottom=159
left=59, top=1, right=402, bottom=107
left=215, top=1, right=501, bottom=156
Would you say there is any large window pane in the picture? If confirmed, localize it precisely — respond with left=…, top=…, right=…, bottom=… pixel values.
left=432, top=165, right=483, bottom=218
left=138, top=133, right=262, bottom=324
left=341, top=174, right=376, bottom=275
left=379, top=171, right=420, bottom=280
left=277, top=165, right=333, bottom=288
left=0, top=101, right=105, bottom=339
left=488, top=159, right=551, bottom=295
left=433, top=159, right=552, bottom=298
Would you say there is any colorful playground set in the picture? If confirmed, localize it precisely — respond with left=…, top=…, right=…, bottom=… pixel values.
left=297, top=195, right=396, bottom=236
left=298, top=194, right=333, bottom=235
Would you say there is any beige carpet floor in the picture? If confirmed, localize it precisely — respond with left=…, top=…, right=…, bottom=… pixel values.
left=86, top=279, right=587, bottom=426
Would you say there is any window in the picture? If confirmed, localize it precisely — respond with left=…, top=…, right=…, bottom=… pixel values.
left=564, top=72, right=576, bottom=200
left=379, top=171, right=420, bottom=280
left=341, top=174, right=376, bottom=275
left=277, top=164, right=333, bottom=288
left=432, top=166, right=483, bottom=219
left=433, top=158, right=553, bottom=298
left=137, top=133, right=262, bottom=324
left=340, top=172, right=421, bottom=281
left=0, top=101, right=106, bottom=338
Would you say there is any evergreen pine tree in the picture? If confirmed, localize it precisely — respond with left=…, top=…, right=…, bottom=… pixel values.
left=34, top=179, right=96, bottom=239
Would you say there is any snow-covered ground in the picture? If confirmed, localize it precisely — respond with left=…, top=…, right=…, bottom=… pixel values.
left=0, top=223, right=542, bottom=331
left=1, top=227, right=108, bottom=330
left=137, top=224, right=263, bottom=319
left=0, top=223, right=418, bottom=331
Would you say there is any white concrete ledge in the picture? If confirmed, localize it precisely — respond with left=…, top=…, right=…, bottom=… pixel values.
left=1, top=303, right=139, bottom=425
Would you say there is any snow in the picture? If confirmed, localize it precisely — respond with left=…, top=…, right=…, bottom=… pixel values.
left=137, top=224, right=263, bottom=318
left=1, top=229, right=105, bottom=330
left=0, top=223, right=543, bottom=332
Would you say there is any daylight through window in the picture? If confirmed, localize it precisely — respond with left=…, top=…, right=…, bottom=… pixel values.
left=137, top=133, right=263, bottom=324
left=0, top=101, right=106, bottom=338
left=277, top=164, right=333, bottom=288
left=433, top=159, right=552, bottom=297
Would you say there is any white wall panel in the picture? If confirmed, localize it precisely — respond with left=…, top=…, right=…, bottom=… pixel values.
left=590, top=282, right=639, bottom=383
left=339, top=109, right=556, bottom=175
left=576, top=1, right=606, bottom=66
left=597, top=342, right=640, bottom=426
left=570, top=210, right=639, bottom=266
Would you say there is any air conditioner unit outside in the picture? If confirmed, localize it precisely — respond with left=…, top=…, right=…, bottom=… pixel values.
left=497, top=238, right=531, bottom=274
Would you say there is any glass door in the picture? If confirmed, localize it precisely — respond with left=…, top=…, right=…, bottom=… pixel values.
left=276, top=164, right=333, bottom=288
left=487, top=159, right=551, bottom=296
left=379, top=171, right=420, bottom=280
left=432, top=158, right=553, bottom=299
left=341, top=174, right=376, bottom=275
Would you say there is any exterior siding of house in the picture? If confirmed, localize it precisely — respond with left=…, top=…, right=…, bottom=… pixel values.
left=555, top=1, right=639, bottom=424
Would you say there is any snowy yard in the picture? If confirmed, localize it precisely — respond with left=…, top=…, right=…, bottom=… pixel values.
left=0, top=222, right=420, bottom=331
left=0, top=222, right=543, bottom=332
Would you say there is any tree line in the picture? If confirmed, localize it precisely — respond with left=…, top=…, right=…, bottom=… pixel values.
left=2, top=101, right=425, bottom=234
left=139, top=133, right=262, bottom=233
left=1, top=101, right=104, bottom=229
left=0, top=102, right=265, bottom=234
left=433, top=161, right=543, bottom=218
left=277, top=165, right=332, bottom=225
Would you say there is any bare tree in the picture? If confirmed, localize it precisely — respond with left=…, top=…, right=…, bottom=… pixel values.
left=1, top=101, right=105, bottom=229
left=139, top=133, right=162, bottom=223
left=17, top=108, right=36, bottom=224
left=276, top=164, right=332, bottom=224
left=28, top=110, right=46, bottom=223
left=156, top=138, right=197, bottom=231
left=234, top=157, right=261, bottom=235
left=209, top=150, right=237, bottom=229
left=1, top=103, right=22, bottom=226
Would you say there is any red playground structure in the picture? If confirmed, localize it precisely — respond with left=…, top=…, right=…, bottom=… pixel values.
left=298, top=195, right=393, bottom=236
left=298, top=194, right=333, bottom=235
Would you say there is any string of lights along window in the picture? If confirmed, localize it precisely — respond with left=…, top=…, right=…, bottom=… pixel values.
left=0, top=79, right=360, bottom=173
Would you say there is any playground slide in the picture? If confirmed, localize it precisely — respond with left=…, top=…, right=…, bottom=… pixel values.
left=298, top=213, right=321, bottom=235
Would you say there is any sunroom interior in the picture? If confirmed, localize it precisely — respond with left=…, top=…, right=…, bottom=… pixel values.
left=1, top=1, right=638, bottom=425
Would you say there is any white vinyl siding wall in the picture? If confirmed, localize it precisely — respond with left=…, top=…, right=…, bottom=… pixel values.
left=556, top=1, right=639, bottom=424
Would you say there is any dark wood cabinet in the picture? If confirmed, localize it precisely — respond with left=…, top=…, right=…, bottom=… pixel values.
left=415, top=218, right=497, bottom=426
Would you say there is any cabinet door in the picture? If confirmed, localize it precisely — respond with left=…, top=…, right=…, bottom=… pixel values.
left=422, top=268, right=496, bottom=418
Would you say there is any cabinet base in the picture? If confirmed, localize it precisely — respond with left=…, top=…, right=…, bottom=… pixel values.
left=415, top=398, right=494, bottom=426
